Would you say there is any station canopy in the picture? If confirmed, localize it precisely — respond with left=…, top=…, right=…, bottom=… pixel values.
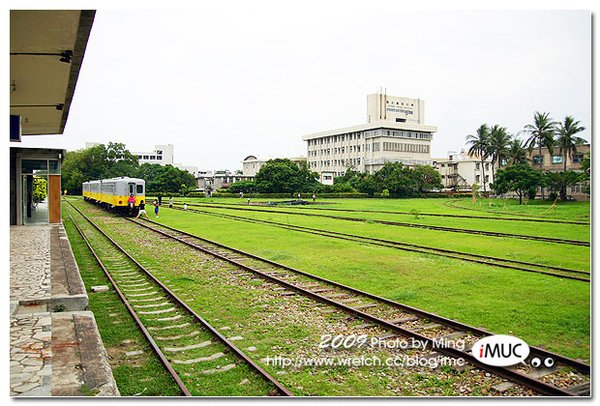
left=10, top=10, right=95, bottom=136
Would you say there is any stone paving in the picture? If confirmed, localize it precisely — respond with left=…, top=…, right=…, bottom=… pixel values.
left=10, top=226, right=52, bottom=302
left=10, top=224, right=119, bottom=397
left=10, top=313, right=52, bottom=396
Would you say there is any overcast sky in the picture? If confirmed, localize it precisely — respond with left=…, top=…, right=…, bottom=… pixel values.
left=18, top=4, right=592, bottom=171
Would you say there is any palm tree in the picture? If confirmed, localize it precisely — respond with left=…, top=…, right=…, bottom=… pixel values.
left=556, top=116, right=586, bottom=173
left=487, top=125, right=511, bottom=181
left=466, top=124, right=490, bottom=192
left=524, top=112, right=556, bottom=198
left=505, top=138, right=528, bottom=166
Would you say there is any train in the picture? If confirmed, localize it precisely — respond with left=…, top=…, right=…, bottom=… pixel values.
left=83, top=177, right=146, bottom=214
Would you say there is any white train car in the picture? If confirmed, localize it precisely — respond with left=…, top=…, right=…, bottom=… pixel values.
left=83, top=177, right=145, bottom=213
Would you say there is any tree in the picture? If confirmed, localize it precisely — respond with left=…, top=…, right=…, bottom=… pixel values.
left=32, top=177, right=47, bottom=203
left=556, top=116, right=586, bottom=173
left=62, top=143, right=140, bottom=194
left=412, top=165, right=443, bottom=193
left=544, top=171, right=584, bottom=201
left=524, top=112, right=556, bottom=198
left=487, top=125, right=511, bottom=180
left=254, top=159, right=318, bottom=193
left=466, top=124, right=490, bottom=192
left=374, top=162, right=420, bottom=198
left=136, top=163, right=196, bottom=194
left=492, top=164, right=543, bottom=204
left=505, top=138, right=528, bottom=166
left=228, top=180, right=257, bottom=194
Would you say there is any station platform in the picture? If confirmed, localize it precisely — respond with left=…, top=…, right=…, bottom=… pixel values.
left=10, top=224, right=119, bottom=396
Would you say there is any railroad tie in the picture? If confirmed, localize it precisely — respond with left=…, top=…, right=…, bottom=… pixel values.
left=339, top=297, right=360, bottom=304
left=387, top=316, right=419, bottom=324
left=228, top=336, right=244, bottom=341
left=134, top=301, right=171, bottom=309
left=352, top=303, right=377, bottom=310
left=310, top=288, right=333, bottom=294
left=148, top=322, right=191, bottom=331
left=155, top=331, right=201, bottom=341
left=412, top=323, right=441, bottom=331
left=128, top=292, right=160, bottom=298
left=492, top=382, right=514, bottom=393
left=566, top=382, right=590, bottom=396
left=198, top=364, right=237, bottom=374
left=155, top=314, right=183, bottom=322
left=139, top=307, right=177, bottom=315
left=124, top=286, right=155, bottom=293
left=173, top=352, right=225, bottom=365
left=129, top=296, right=164, bottom=303
left=353, top=323, right=376, bottom=329
left=120, top=282, right=151, bottom=288
left=164, top=340, right=213, bottom=353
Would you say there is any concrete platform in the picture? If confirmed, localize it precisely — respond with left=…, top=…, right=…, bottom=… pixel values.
left=10, top=224, right=119, bottom=396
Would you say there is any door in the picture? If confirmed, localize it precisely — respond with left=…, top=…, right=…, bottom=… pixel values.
left=48, top=175, right=61, bottom=223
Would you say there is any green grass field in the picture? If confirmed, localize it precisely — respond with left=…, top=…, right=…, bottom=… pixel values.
left=148, top=196, right=591, bottom=361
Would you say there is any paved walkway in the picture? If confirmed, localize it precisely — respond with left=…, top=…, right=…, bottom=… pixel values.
left=10, top=224, right=119, bottom=397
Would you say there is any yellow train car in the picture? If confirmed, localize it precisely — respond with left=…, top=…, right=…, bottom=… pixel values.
left=83, top=177, right=145, bottom=214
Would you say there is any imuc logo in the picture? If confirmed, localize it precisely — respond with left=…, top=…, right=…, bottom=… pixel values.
left=472, top=335, right=530, bottom=367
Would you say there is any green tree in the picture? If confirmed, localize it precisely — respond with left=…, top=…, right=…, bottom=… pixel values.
left=32, top=177, right=47, bottom=203
left=374, top=162, right=420, bottom=198
left=487, top=125, right=511, bottom=180
left=505, top=138, right=528, bottom=166
left=524, top=112, right=556, bottom=199
left=466, top=124, right=490, bottom=192
left=412, top=165, right=443, bottom=193
left=228, top=180, right=257, bottom=194
left=492, top=164, right=543, bottom=204
left=556, top=116, right=586, bottom=173
left=254, top=159, right=318, bottom=193
left=544, top=171, right=584, bottom=201
left=136, top=163, right=196, bottom=194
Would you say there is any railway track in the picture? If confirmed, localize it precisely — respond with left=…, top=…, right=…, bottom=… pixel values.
left=123, top=214, right=590, bottom=396
left=175, top=202, right=590, bottom=247
left=172, top=199, right=589, bottom=225
left=443, top=200, right=590, bottom=224
left=171, top=205, right=590, bottom=282
left=65, top=202, right=293, bottom=397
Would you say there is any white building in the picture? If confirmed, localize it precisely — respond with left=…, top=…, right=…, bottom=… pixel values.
left=131, top=144, right=200, bottom=177
left=302, top=93, right=437, bottom=184
left=432, top=150, right=493, bottom=192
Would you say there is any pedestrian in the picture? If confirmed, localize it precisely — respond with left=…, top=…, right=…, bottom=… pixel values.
left=297, top=193, right=301, bottom=200
left=127, top=193, right=136, bottom=210
left=312, top=193, right=316, bottom=202
left=135, top=200, right=150, bottom=220
left=183, top=203, right=188, bottom=210
left=153, top=199, right=159, bottom=218
left=168, top=196, right=173, bottom=208
left=239, top=191, right=244, bottom=198
left=247, top=197, right=251, bottom=205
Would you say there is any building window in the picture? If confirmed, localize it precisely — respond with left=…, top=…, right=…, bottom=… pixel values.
left=143, top=155, right=149, bottom=160
left=573, top=154, right=584, bottom=163
left=476, top=175, right=480, bottom=182
left=533, top=155, right=543, bottom=164
left=552, top=155, right=563, bottom=164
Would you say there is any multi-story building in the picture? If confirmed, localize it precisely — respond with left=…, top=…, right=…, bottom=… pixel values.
left=432, top=150, right=494, bottom=192
left=242, top=155, right=307, bottom=177
left=131, top=144, right=174, bottom=165
left=302, top=93, right=437, bottom=184
left=526, top=144, right=590, bottom=200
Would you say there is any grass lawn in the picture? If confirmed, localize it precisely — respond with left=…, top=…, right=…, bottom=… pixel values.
left=144, top=198, right=590, bottom=361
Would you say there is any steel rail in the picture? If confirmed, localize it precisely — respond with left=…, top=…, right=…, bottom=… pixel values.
left=66, top=209, right=192, bottom=396
left=128, top=216, right=591, bottom=376
left=172, top=205, right=590, bottom=282
left=124, top=217, right=583, bottom=396
left=67, top=201, right=294, bottom=396
left=172, top=199, right=589, bottom=225
left=176, top=202, right=589, bottom=247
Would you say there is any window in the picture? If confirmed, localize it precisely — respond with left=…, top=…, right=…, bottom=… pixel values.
left=552, top=155, right=563, bottom=164
left=143, top=155, right=149, bottom=160
left=533, top=155, right=543, bottom=164
left=485, top=163, right=489, bottom=171
left=573, top=154, right=584, bottom=163
left=476, top=175, right=480, bottom=182
left=136, top=185, right=144, bottom=194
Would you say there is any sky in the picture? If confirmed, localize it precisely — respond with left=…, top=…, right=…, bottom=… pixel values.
left=15, top=2, right=593, bottom=172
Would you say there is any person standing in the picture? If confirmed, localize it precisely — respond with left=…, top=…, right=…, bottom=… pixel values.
left=168, top=196, right=173, bottom=208
left=183, top=203, right=188, bottom=210
left=135, top=200, right=150, bottom=219
left=312, top=193, right=316, bottom=202
left=153, top=199, right=159, bottom=218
